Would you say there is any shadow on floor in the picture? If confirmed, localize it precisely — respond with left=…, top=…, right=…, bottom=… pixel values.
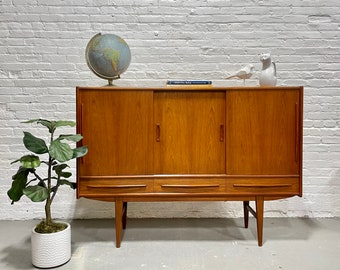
left=69, top=217, right=320, bottom=245
left=1, top=237, right=32, bottom=269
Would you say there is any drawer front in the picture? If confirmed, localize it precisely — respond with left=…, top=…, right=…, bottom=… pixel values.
left=226, top=178, right=300, bottom=195
left=78, top=177, right=154, bottom=195
left=154, top=179, right=226, bottom=193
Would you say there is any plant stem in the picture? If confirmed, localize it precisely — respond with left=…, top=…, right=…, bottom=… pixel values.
left=45, top=131, right=54, bottom=226
left=45, top=155, right=53, bottom=225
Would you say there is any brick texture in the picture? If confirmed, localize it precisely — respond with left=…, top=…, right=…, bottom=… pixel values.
left=1, top=0, right=340, bottom=219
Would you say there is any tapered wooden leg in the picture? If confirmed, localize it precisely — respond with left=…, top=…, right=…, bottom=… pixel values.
left=122, top=202, right=128, bottom=229
left=243, top=201, right=250, bottom=228
left=255, top=196, right=264, bottom=247
left=115, top=199, right=123, bottom=248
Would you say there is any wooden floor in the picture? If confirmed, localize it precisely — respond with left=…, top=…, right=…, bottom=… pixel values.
left=0, top=218, right=339, bottom=269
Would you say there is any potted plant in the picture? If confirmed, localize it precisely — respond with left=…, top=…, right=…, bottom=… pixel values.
left=7, top=119, right=88, bottom=268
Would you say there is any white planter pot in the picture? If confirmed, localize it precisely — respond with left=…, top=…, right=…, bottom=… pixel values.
left=31, top=222, right=71, bottom=268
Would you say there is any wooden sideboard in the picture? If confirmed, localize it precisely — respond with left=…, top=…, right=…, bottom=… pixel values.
left=76, top=85, right=303, bottom=247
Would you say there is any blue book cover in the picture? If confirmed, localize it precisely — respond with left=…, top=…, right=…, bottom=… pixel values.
left=166, top=80, right=212, bottom=85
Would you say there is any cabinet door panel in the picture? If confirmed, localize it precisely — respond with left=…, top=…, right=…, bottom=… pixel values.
left=78, top=90, right=153, bottom=176
left=226, top=89, right=301, bottom=175
left=154, top=91, right=226, bottom=174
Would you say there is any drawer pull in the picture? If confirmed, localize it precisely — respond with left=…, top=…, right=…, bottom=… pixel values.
left=161, top=184, right=220, bottom=188
left=87, top=184, right=147, bottom=189
left=233, top=184, right=292, bottom=188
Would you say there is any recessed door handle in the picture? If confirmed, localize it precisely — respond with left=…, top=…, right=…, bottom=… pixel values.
left=156, top=123, right=160, bottom=142
left=220, top=124, right=224, bottom=142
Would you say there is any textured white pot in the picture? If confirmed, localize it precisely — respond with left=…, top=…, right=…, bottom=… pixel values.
left=31, top=222, right=71, bottom=268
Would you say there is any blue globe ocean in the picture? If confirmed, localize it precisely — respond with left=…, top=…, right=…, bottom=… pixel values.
left=86, top=33, right=131, bottom=85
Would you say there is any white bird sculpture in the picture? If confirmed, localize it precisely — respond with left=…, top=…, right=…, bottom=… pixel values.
left=225, top=64, right=254, bottom=85
left=259, top=53, right=277, bottom=86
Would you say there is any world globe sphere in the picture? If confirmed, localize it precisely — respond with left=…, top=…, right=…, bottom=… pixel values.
left=85, top=33, right=131, bottom=85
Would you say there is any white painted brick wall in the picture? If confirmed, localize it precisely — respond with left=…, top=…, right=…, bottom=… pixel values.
left=1, top=0, right=340, bottom=220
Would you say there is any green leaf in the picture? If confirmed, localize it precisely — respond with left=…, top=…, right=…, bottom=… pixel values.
left=53, top=163, right=68, bottom=173
left=72, top=146, right=88, bottom=159
left=53, top=164, right=72, bottom=178
left=7, top=167, right=30, bottom=203
left=58, top=134, right=83, bottom=143
left=49, top=140, right=73, bottom=162
left=54, top=120, right=76, bottom=128
left=23, top=185, right=48, bottom=202
left=60, top=171, right=72, bottom=178
left=23, top=119, right=75, bottom=133
left=23, top=119, right=50, bottom=125
left=23, top=132, right=48, bottom=154
left=13, top=155, right=41, bottom=169
left=22, top=119, right=42, bottom=124
left=23, top=119, right=54, bottom=133
left=59, top=180, right=77, bottom=189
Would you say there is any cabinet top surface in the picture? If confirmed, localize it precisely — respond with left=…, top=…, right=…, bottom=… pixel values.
left=76, top=85, right=303, bottom=92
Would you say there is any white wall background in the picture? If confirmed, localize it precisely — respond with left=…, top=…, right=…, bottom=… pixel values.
left=1, top=0, right=339, bottom=220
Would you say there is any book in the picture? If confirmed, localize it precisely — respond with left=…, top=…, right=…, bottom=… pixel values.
left=166, top=80, right=212, bottom=85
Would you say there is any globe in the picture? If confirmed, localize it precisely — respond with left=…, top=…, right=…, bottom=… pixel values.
left=85, top=33, right=131, bottom=85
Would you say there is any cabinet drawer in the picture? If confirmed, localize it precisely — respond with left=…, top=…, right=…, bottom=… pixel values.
left=78, top=177, right=154, bottom=195
left=226, top=178, right=300, bottom=195
left=154, top=179, right=225, bottom=193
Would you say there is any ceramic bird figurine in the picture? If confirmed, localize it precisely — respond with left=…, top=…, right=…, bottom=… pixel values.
left=259, top=53, right=277, bottom=86
left=225, top=64, right=254, bottom=85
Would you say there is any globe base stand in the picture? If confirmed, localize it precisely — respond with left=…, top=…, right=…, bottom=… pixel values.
left=107, top=75, right=120, bottom=86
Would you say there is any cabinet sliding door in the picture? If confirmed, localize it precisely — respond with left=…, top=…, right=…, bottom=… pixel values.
left=154, top=91, right=226, bottom=174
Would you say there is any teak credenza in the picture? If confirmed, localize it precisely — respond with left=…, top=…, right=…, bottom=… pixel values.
left=76, top=85, right=303, bottom=247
